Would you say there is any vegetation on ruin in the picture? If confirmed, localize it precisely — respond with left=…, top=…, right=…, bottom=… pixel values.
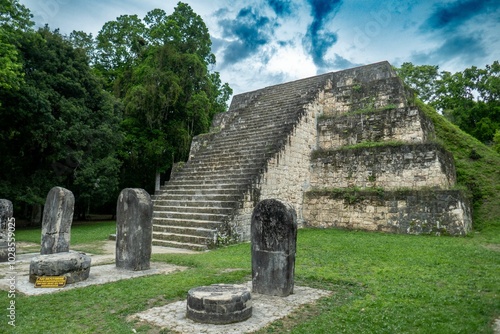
left=5, top=223, right=499, bottom=333
left=416, top=99, right=500, bottom=231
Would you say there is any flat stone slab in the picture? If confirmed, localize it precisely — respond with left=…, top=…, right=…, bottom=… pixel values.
left=130, top=282, right=332, bottom=333
left=29, top=251, right=91, bottom=284
left=186, top=284, right=252, bottom=324
left=2, top=262, right=187, bottom=296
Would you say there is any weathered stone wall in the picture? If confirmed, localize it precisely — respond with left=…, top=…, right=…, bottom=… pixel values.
left=303, top=189, right=472, bottom=236
left=318, top=107, right=435, bottom=149
left=323, top=76, right=413, bottom=116
left=310, top=143, right=456, bottom=189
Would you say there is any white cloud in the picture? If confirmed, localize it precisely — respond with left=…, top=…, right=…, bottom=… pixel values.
left=266, top=43, right=316, bottom=79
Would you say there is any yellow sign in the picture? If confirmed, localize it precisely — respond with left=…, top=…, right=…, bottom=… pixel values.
left=34, top=276, right=67, bottom=288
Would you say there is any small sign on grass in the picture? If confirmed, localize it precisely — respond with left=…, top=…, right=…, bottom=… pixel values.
left=34, top=276, right=67, bottom=288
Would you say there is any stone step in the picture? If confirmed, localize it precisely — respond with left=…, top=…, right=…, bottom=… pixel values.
left=187, top=153, right=271, bottom=165
left=153, top=217, right=223, bottom=229
left=176, top=166, right=263, bottom=179
left=153, top=205, right=233, bottom=216
left=152, top=231, right=212, bottom=246
left=153, top=193, right=240, bottom=202
left=215, top=127, right=283, bottom=139
left=192, top=147, right=272, bottom=158
left=209, top=132, right=289, bottom=146
left=167, top=175, right=253, bottom=184
left=153, top=210, right=228, bottom=222
left=153, top=199, right=239, bottom=208
left=152, top=239, right=208, bottom=251
left=159, top=182, right=246, bottom=191
left=186, top=155, right=269, bottom=168
left=153, top=224, right=216, bottom=238
left=155, top=187, right=244, bottom=197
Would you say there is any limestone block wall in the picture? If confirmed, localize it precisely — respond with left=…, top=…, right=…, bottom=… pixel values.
left=303, top=189, right=472, bottom=236
left=318, top=107, right=435, bottom=149
left=322, top=77, right=412, bottom=116
left=230, top=96, right=326, bottom=240
left=310, top=143, right=456, bottom=189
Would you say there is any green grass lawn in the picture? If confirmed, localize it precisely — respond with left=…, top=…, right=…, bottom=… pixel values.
left=14, top=221, right=116, bottom=254
left=3, top=223, right=499, bottom=333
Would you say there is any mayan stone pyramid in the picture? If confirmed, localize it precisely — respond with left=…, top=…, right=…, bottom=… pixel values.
left=152, top=61, right=472, bottom=250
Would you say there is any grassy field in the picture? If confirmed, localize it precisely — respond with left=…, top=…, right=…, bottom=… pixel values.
left=3, top=101, right=499, bottom=333
left=3, top=222, right=499, bottom=333
left=13, top=221, right=116, bottom=254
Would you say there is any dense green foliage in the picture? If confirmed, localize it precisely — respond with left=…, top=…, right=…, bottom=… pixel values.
left=0, top=1, right=231, bottom=218
left=7, top=226, right=499, bottom=333
left=0, top=1, right=122, bottom=218
left=397, top=62, right=500, bottom=144
left=0, top=0, right=31, bottom=91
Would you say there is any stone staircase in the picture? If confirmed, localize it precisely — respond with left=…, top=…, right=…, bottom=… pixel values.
left=152, top=74, right=333, bottom=250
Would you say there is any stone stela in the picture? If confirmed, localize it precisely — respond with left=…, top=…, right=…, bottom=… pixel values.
left=40, top=186, right=74, bottom=255
left=115, top=188, right=153, bottom=271
left=251, top=199, right=297, bottom=297
left=29, top=186, right=91, bottom=285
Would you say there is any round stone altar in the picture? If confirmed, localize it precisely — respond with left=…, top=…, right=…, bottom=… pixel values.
left=29, top=251, right=91, bottom=284
left=186, top=284, right=252, bottom=324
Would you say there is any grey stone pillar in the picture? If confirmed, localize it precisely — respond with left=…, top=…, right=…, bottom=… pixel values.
left=251, top=199, right=297, bottom=297
left=41, top=187, right=75, bottom=255
left=0, top=199, right=14, bottom=262
left=116, top=188, right=153, bottom=271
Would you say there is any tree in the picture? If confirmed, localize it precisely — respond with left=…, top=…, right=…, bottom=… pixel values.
left=397, top=62, right=439, bottom=103
left=95, top=2, right=232, bottom=192
left=68, top=30, right=96, bottom=64
left=0, top=26, right=123, bottom=219
left=397, top=62, right=500, bottom=144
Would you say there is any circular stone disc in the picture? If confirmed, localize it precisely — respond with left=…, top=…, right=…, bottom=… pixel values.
left=186, top=284, right=252, bottom=324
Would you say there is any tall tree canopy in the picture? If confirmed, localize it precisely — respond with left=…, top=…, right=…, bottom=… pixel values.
left=90, top=2, right=232, bottom=191
left=397, top=62, right=500, bottom=144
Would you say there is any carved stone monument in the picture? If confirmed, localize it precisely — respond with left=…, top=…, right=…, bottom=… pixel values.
left=251, top=199, right=297, bottom=297
left=29, top=187, right=91, bottom=284
left=41, top=186, right=75, bottom=254
left=0, top=199, right=14, bottom=262
left=116, top=188, right=153, bottom=271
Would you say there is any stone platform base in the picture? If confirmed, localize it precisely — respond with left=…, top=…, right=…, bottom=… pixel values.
left=186, top=284, right=252, bottom=324
left=29, top=251, right=91, bottom=284
left=131, top=282, right=332, bottom=334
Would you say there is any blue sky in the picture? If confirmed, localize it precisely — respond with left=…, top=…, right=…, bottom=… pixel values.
left=20, top=0, right=500, bottom=96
